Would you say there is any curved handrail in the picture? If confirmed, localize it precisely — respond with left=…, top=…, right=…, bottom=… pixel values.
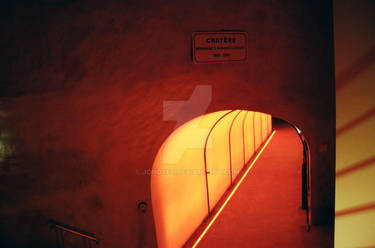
left=203, top=110, right=273, bottom=217
left=203, top=110, right=235, bottom=216
left=253, top=112, right=256, bottom=154
left=228, top=110, right=242, bottom=184
left=260, top=112, right=263, bottom=142
left=241, top=111, right=249, bottom=167
left=292, top=125, right=311, bottom=231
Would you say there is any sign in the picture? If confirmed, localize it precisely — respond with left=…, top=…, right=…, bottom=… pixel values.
left=192, top=31, right=247, bottom=63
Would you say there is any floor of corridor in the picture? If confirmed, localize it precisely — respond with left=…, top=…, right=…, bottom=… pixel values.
left=198, top=123, right=332, bottom=248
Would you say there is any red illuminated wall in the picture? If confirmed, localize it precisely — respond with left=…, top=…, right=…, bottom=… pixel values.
left=0, top=1, right=334, bottom=247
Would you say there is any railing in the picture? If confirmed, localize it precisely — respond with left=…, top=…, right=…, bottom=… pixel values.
left=203, top=111, right=311, bottom=231
left=292, top=125, right=311, bottom=231
left=186, top=111, right=274, bottom=248
left=202, top=110, right=272, bottom=217
left=152, top=110, right=273, bottom=248
left=203, top=110, right=236, bottom=216
left=48, top=220, right=99, bottom=248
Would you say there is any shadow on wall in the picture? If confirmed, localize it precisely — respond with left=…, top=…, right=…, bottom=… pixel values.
left=334, top=1, right=375, bottom=245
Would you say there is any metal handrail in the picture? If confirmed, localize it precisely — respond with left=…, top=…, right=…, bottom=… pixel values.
left=241, top=111, right=249, bottom=168
left=203, top=110, right=271, bottom=218
left=203, top=110, right=235, bottom=216
left=291, top=125, right=312, bottom=232
left=48, top=220, right=99, bottom=245
left=228, top=110, right=242, bottom=184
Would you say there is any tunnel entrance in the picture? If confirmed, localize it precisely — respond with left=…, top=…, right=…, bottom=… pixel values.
left=151, top=110, right=310, bottom=248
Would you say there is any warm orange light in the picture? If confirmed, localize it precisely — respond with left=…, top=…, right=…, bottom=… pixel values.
left=152, top=111, right=272, bottom=248
left=253, top=112, right=262, bottom=149
left=191, top=130, right=276, bottom=248
left=243, top=112, right=255, bottom=170
left=206, top=111, right=238, bottom=210
left=151, top=111, right=233, bottom=248
left=229, top=111, right=246, bottom=180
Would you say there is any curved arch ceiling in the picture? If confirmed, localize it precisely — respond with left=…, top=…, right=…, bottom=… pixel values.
left=151, top=110, right=272, bottom=248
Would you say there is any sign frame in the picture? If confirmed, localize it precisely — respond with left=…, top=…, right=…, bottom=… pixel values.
left=191, top=31, right=248, bottom=64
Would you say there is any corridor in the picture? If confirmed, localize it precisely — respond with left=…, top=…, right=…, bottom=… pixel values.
left=197, top=123, right=332, bottom=248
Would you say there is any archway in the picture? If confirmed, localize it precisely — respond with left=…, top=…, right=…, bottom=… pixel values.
left=151, top=110, right=310, bottom=248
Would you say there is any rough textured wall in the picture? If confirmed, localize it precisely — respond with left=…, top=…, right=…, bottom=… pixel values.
left=0, top=0, right=334, bottom=247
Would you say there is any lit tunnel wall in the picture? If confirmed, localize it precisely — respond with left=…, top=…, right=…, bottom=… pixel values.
left=151, top=110, right=272, bottom=248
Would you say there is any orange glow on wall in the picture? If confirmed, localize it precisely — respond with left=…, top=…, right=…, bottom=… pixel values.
left=229, top=110, right=245, bottom=180
left=192, top=130, right=276, bottom=248
left=206, top=111, right=236, bottom=211
left=151, top=110, right=272, bottom=248
left=261, top=113, right=268, bottom=141
left=243, top=112, right=255, bottom=166
left=254, top=112, right=262, bottom=150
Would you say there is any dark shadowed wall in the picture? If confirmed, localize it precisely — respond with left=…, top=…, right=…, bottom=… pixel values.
left=0, top=0, right=334, bottom=247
